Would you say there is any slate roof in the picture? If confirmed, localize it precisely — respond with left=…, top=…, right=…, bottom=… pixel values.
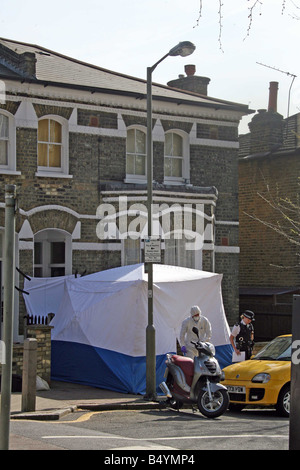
left=0, top=37, right=251, bottom=113
left=239, top=112, right=300, bottom=158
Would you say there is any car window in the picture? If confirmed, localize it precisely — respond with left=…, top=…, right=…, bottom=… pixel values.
left=254, top=336, right=292, bottom=361
left=277, top=345, right=291, bottom=360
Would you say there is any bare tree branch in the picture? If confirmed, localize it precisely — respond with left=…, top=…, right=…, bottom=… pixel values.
left=194, top=0, right=203, bottom=28
left=244, top=209, right=300, bottom=246
left=244, top=0, right=263, bottom=41
left=194, top=0, right=300, bottom=48
left=218, top=1, right=225, bottom=52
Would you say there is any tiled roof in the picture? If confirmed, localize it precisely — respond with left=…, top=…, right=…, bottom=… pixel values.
left=239, top=113, right=300, bottom=157
left=0, top=37, right=250, bottom=112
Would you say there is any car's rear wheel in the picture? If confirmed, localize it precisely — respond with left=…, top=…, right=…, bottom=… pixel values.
left=276, top=384, right=290, bottom=417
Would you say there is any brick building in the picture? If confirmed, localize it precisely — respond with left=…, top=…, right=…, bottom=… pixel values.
left=239, top=82, right=300, bottom=340
left=0, top=38, right=252, bottom=340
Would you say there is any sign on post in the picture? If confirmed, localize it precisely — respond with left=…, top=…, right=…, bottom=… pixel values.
left=144, top=237, right=161, bottom=263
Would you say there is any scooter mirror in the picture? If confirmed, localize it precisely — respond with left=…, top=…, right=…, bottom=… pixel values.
left=192, top=326, right=199, bottom=337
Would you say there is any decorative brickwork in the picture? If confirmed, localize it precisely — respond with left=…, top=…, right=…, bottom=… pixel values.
left=33, top=104, right=73, bottom=119
left=78, top=109, right=118, bottom=128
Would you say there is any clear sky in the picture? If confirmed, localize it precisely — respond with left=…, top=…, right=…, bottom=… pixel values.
left=1, top=0, right=299, bottom=133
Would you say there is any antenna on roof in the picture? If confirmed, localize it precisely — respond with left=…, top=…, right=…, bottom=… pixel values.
left=256, top=62, right=297, bottom=121
left=256, top=62, right=297, bottom=79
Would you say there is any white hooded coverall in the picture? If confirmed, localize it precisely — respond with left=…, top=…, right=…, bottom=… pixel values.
left=179, top=310, right=212, bottom=359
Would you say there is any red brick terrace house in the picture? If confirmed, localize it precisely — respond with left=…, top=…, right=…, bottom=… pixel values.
left=239, top=82, right=300, bottom=340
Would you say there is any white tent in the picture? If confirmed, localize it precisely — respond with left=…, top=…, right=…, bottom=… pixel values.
left=24, top=264, right=232, bottom=394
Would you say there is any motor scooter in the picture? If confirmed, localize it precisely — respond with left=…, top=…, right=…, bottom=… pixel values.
left=159, top=327, right=229, bottom=418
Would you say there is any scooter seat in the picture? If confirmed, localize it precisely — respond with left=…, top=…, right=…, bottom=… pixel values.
left=171, top=355, right=194, bottom=383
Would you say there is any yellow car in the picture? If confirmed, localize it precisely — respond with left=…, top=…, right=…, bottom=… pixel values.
left=222, top=335, right=291, bottom=417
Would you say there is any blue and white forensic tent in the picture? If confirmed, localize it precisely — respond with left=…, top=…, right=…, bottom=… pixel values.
left=23, top=264, right=232, bottom=394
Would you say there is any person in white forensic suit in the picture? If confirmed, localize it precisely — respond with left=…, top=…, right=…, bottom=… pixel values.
left=179, top=306, right=212, bottom=359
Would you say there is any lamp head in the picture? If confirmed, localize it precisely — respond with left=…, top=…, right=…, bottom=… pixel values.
left=168, top=41, right=196, bottom=57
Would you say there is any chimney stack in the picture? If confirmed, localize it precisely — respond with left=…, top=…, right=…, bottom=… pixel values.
left=167, top=65, right=210, bottom=96
left=268, top=81, right=279, bottom=113
left=249, top=81, right=283, bottom=154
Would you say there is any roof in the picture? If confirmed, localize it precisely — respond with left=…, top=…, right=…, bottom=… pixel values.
left=0, top=37, right=251, bottom=113
left=239, top=112, right=300, bottom=159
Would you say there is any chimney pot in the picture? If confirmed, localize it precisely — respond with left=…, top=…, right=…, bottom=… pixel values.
left=185, top=64, right=196, bottom=76
left=268, top=81, right=279, bottom=113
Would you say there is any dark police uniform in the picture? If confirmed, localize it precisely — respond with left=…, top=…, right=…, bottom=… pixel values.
left=234, top=320, right=254, bottom=359
left=231, top=310, right=255, bottom=360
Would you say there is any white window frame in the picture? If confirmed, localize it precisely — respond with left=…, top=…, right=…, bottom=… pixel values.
left=164, top=130, right=190, bottom=185
left=164, top=237, right=202, bottom=269
left=121, top=238, right=141, bottom=266
left=0, top=110, right=19, bottom=175
left=36, top=115, right=71, bottom=178
left=125, top=125, right=147, bottom=184
left=34, top=229, right=72, bottom=277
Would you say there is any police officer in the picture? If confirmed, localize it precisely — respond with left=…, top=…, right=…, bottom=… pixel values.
left=230, top=310, right=255, bottom=360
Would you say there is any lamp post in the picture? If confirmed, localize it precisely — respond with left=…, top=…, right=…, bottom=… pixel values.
left=0, top=185, right=17, bottom=450
left=145, top=41, right=196, bottom=399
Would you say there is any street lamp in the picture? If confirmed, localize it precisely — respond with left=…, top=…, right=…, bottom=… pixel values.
left=145, top=41, right=196, bottom=400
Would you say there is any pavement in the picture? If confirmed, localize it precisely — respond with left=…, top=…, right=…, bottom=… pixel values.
left=9, top=380, right=166, bottom=420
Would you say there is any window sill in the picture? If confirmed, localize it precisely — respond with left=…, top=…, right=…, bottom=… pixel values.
left=0, top=169, right=21, bottom=175
left=124, top=177, right=147, bottom=185
left=163, top=179, right=185, bottom=186
left=35, top=171, right=73, bottom=179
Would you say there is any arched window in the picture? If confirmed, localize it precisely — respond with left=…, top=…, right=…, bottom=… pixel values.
left=37, top=116, right=69, bottom=176
left=125, top=127, right=146, bottom=183
left=164, top=131, right=189, bottom=184
left=34, top=229, right=72, bottom=277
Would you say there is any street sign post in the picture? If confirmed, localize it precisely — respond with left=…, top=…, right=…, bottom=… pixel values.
left=0, top=185, right=17, bottom=450
left=144, top=237, right=161, bottom=263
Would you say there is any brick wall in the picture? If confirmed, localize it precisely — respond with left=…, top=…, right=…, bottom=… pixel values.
left=0, top=325, right=53, bottom=383
left=239, top=153, right=300, bottom=287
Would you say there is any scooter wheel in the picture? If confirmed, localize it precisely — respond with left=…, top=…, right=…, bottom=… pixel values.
left=197, top=388, right=229, bottom=419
